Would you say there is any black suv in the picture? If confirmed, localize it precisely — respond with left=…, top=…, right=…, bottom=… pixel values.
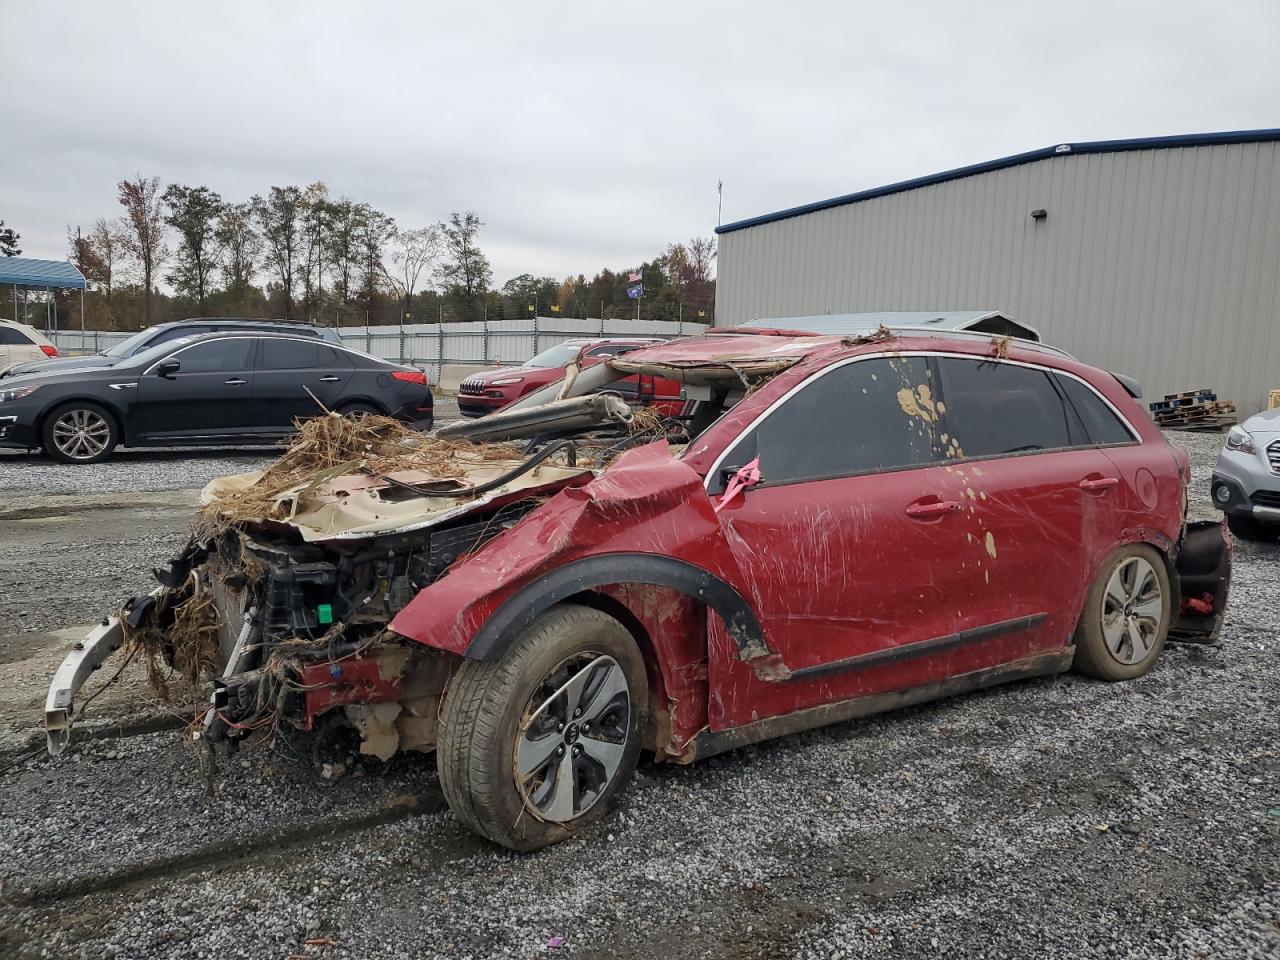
left=2, top=318, right=341, bottom=379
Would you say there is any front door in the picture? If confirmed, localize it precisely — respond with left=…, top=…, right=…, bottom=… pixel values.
left=131, top=337, right=257, bottom=441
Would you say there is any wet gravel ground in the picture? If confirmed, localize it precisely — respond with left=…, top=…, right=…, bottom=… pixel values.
left=0, top=428, right=1277, bottom=959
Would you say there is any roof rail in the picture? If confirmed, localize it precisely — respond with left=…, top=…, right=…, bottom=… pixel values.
left=718, top=324, right=1076, bottom=360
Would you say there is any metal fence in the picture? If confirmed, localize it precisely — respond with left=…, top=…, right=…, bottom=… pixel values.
left=48, top=316, right=713, bottom=383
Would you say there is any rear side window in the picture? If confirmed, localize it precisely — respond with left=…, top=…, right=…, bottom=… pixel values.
left=714, top=356, right=944, bottom=490
left=0, top=326, right=35, bottom=345
left=936, top=358, right=1073, bottom=457
left=171, top=338, right=254, bottom=372
left=1056, top=374, right=1134, bottom=445
left=258, top=339, right=349, bottom=370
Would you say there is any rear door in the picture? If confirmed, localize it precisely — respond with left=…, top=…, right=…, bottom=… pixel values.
left=929, top=355, right=1111, bottom=656
left=707, top=354, right=1022, bottom=728
left=251, top=338, right=356, bottom=432
left=131, top=337, right=257, bottom=440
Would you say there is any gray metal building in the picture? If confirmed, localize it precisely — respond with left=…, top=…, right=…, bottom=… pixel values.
left=715, top=130, right=1280, bottom=413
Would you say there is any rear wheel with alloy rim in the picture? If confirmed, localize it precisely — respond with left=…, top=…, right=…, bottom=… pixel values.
left=438, top=603, right=647, bottom=851
left=42, top=403, right=119, bottom=464
left=1072, top=544, right=1171, bottom=681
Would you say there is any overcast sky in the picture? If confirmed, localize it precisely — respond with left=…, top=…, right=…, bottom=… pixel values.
left=4, top=1, right=1278, bottom=287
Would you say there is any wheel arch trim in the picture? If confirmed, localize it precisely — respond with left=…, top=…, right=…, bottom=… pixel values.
left=464, top=553, right=767, bottom=663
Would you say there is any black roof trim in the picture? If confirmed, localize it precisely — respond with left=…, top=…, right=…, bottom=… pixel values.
left=715, top=128, right=1280, bottom=234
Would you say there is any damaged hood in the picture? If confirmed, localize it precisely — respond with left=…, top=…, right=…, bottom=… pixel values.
left=201, top=456, right=591, bottom=541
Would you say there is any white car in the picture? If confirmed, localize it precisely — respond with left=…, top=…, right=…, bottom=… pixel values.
left=0, top=319, right=58, bottom=374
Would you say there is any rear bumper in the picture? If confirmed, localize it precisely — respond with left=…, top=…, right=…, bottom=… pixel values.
left=1170, top=520, right=1231, bottom=644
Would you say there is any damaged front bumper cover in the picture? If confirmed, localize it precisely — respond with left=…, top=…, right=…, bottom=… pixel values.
left=44, top=587, right=165, bottom=755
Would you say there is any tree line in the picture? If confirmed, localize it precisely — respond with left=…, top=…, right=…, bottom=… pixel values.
left=1, top=178, right=715, bottom=332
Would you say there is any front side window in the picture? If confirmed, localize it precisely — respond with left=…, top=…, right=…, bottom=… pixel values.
left=169, top=338, right=254, bottom=373
left=152, top=325, right=207, bottom=346
left=713, top=356, right=944, bottom=491
left=935, top=357, right=1073, bottom=457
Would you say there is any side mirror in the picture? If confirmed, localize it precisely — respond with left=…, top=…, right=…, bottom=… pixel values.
left=156, top=359, right=181, bottom=378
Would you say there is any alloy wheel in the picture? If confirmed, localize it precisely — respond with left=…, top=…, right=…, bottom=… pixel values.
left=51, top=409, right=111, bottom=461
left=1100, top=556, right=1163, bottom=664
left=514, top=653, right=631, bottom=822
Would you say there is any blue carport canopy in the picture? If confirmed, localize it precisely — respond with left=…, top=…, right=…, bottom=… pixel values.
left=0, top=257, right=86, bottom=290
left=1, top=257, right=88, bottom=332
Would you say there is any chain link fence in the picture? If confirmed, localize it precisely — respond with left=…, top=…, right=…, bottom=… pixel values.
left=48, top=316, right=713, bottom=383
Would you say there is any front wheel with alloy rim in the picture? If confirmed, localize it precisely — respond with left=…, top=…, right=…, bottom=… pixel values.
left=438, top=603, right=647, bottom=851
left=42, top=402, right=119, bottom=464
left=1072, top=543, right=1172, bottom=681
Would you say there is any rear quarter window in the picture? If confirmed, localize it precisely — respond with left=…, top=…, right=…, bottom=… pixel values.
left=1056, top=374, right=1135, bottom=444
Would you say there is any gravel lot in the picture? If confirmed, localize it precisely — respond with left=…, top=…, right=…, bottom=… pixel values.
left=0, top=425, right=1276, bottom=959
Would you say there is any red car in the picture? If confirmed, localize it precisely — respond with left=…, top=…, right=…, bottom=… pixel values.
left=457, top=337, right=682, bottom=416
left=49, top=329, right=1230, bottom=852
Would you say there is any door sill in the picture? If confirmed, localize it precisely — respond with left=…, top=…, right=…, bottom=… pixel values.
left=687, top=647, right=1073, bottom=762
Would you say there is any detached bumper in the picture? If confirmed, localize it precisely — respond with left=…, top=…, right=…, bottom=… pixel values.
left=1170, top=520, right=1232, bottom=644
left=44, top=588, right=164, bottom=755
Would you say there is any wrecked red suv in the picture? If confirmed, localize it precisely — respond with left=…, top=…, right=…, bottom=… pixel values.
left=46, top=329, right=1230, bottom=851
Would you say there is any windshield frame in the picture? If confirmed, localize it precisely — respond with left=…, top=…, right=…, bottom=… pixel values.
left=104, top=327, right=163, bottom=358
left=523, top=342, right=589, bottom=369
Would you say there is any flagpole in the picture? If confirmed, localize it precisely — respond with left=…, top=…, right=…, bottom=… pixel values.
left=717, top=180, right=723, bottom=227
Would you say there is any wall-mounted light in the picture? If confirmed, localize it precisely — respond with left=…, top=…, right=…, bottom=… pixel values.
left=1030, top=208, right=1047, bottom=220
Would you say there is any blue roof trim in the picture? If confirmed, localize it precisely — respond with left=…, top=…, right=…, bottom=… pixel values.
left=0, top=257, right=87, bottom=290
left=715, top=128, right=1280, bottom=234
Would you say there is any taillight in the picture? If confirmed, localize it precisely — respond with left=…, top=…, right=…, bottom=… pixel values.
left=40, top=345, right=58, bottom=357
left=392, top=369, right=427, bottom=385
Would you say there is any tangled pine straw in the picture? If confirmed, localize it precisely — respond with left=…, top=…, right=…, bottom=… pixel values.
left=197, top=412, right=532, bottom=533
left=124, top=591, right=224, bottom=701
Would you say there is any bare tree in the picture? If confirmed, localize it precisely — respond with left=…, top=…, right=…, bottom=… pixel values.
left=215, top=203, right=261, bottom=293
left=116, top=174, right=170, bottom=324
left=439, top=211, right=492, bottom=317
left=299, top=181, right=332, bottom=317
left=89, top=218, right=123, bottom=309
left=383, top=224, right=442, bottom=321
left=251, top=186, right=305, bottom=317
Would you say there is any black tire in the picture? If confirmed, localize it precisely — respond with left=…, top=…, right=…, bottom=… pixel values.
left=438, top=603, right=647, bottom=851
left=1072, top=543, right=1172, bottom=681
left=41, top=401, right=119, bottom=464
left=1227, top=513, right=1280, bottom=542
left=336, top=401, right=382, bottom=418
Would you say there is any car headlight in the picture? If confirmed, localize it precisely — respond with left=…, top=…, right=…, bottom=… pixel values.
left=1226, top=425, right=1256, bottom=455
left=0, top=385, right=37, bottom=404
left=490, top=377, right=524, bottom=386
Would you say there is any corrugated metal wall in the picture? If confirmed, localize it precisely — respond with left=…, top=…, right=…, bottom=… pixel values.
left=716, top=141, right=1280, bottom=413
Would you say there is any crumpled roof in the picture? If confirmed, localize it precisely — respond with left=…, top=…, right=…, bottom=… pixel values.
left=607, top=333, right=839, bottom=384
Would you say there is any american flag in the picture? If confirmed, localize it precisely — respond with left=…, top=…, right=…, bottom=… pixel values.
left=627, top=268, right=642, bottom=283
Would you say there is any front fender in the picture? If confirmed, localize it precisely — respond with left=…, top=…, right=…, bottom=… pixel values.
left=387, top=442, right=776, bottom=665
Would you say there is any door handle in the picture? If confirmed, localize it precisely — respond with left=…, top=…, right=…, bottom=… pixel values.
left=224, top=378, right=247, bottom=386
left=318, top=376, right=342, bottom=382
left=1079, top=475, right=1120, bottom=492
left=905, top=498, right=963, bottom=519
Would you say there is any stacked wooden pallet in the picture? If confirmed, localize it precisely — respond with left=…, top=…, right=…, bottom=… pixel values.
left=1149, top=388, right=1237, bottom=431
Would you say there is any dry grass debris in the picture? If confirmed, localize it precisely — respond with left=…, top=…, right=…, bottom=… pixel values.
left=197, top=412, right=527, bottom=534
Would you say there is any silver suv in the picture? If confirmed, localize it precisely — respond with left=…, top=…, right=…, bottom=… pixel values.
left=1211, top=408, right=1280, bottom=540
